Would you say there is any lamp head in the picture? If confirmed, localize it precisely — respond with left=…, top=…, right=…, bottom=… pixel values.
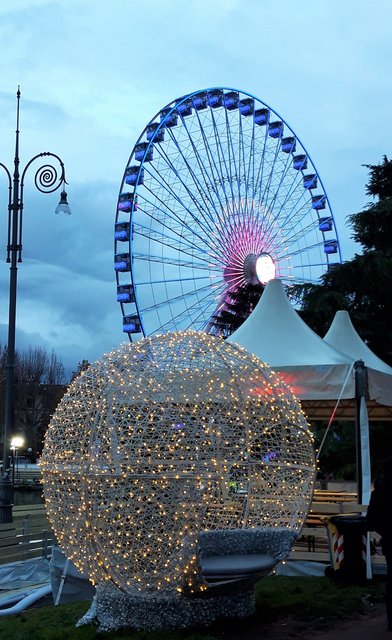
left=10, top=436, right=24, bottom=450
left=55, top=189, right=71, bottom=215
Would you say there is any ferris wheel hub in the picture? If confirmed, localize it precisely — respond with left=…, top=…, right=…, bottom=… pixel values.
left=243, top=253, right=276, bottom=286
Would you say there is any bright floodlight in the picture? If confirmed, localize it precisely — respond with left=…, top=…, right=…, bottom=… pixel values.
left=255, top=253, right=276, bottom=284
left=10, top=436, right=24, bottom=449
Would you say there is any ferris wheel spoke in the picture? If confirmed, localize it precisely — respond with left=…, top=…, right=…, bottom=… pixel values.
left=239, top=111, right=254, bottom=211
left=244, top=115, right=256, bottom=225
left=143, top=153, right=215, bottom=241
left=278, top=215, right=320, bottom=249
left=237, top=111, right=246, bottom=209
left=268, top=173, right=305, bottom=232
left=150, top=144, right=228, bottom=261
left=134, top=275, right=216, bottom=286
left=258, top=137, right=283, bottom=213
left=163, top=123, right=223, bottom=233
left=263, top=152, right=296, bottom=218
left=253, top=116, right=271, bottom=205
left=191, top=108, right=235, bottom=228
left=262, top=178, right=309, bottom=243
left=149, top=280, right=227, bottom=334
left=133, top=251, right=221, bottom=272
left=272, top=234, right=317, bottom=263
left=272, top=193, right=316, bottom=241
left=145, top=143, right=217, bottom=236
left=222, top=105, right=240, bottom=209
left=175, top=110, right=230, bottom=225
left=238, top=114, right=249, bottom=220
left=191, top=105, right=232, bottom=214
left=217, top=107, right=254, bottom=246
left=207, top=106, right=237, bottom=213
left=279, top=239, right=325, bottom=259
left=243, top=118, right=261, bottom=246
left=139, top=280, right=222, bottom=315
left=133, top=217, right=215, bottom=263
left=266, top=206, right=318, bottom=256
left=140, top=180, right=221, bottom=258
left=222, top=105, right=245, bottom=233
left=289, top=263, right=331, bottom=271
left=182, top=282, right=228, bottom=326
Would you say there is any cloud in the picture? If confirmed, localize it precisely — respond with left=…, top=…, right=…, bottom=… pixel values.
left=0, top=0, right=391, bottom=373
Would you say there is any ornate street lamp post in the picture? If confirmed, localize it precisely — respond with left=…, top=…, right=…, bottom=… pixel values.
left=0, top=88, right=71, bottom=523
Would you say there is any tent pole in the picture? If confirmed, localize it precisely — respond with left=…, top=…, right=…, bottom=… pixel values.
left=354, top=360, right=367, bottom=504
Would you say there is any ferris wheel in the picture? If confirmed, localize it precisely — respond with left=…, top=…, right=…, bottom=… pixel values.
left=114, top=87, right=341, bottom=339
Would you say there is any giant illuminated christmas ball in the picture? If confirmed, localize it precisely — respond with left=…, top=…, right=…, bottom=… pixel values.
left=41, top=331, right=315, bottom=596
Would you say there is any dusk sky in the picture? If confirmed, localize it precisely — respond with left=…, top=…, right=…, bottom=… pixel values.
left=0, top=0, right=391, bottom=378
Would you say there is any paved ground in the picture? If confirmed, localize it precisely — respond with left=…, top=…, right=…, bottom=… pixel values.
left=211, top=603, right=391, bottom=640
left=270, top=608, right=391, bottom=640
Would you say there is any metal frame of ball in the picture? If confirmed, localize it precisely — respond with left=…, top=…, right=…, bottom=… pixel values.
left=41, top=331, right=316, bottom=595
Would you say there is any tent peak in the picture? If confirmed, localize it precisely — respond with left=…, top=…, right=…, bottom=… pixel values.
left=324, top=310, right=392, bottom=375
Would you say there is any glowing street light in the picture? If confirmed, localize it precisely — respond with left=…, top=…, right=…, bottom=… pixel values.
left=10, top=435, right=25, bottom=486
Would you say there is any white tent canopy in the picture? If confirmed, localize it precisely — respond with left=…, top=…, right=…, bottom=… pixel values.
left=227, top=279, right=392, bottom=505
left=227, top=279, right=355, bottom=400
left=324, top=310, right=392, bottom=407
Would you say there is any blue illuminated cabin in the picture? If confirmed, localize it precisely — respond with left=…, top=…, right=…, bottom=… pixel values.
left=118, top=193, right=137, bottom=213
left=160, top=108, right=178, bottom=128
left=223, top=91, right=239, bottom=110
left=318, top=217, right=333, bottom=232
left=239, top=98, right=254, bottom=116
left=254, top=108, right=269, bottom=126
left=268, top=121, right=284, bottom=138
left=208, top=89, right=223, bottom=108
left=114, top=222, right=130, bottom=241
left=303, top=174, right=317, bottom=189
left=311, top=195, right=326, bottom=210
left=176, top=98, right=193, bottom=117
left=114, top=253, right=131, bottom=272
left=117, top=284, right=135, bottom=303
left=324, top=240, right=338, bottom=254
left=123, top=314, right=142, bottom=333
left=146, top=123, right=165, bottom=143
left=293, top=155, right=307, bottom=170
left=125, top=166, right=144, bottom=187
left=281, top=136, right=296, bottom=153
left=192, top=92, right=208, bottom=111
left=135, top=142, right=153, bottom=162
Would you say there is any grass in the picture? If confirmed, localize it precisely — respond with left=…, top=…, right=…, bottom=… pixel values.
left=255, top=574, right=384, bottom=625
left=0, top=576, right=386, bottom=640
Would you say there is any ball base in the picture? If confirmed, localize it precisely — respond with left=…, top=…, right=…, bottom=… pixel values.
left=77, top=582, right=256, bottom=632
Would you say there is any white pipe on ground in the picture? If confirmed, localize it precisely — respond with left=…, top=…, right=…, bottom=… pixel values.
left=0, top=584, right=51, bottom=615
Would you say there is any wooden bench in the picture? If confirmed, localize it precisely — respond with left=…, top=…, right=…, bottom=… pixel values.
left=312, top=489, right=357, bottom=503
left=0, top=505, right=53, bottom=565
left=13, top=469, right=42, bottom=486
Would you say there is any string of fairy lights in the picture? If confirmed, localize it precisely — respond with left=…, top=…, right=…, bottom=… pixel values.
left=41, top=331, right=316, bottom=595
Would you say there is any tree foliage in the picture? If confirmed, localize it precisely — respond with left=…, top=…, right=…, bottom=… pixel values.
left=312, top=420, right=392, bottom=481
left=291, top=155, right=392, bottom=365
left=70, top=359, right=91, bottom=382
left=364, top=154, right=392, bottom=200
left=0, top=345, right=66, bottom=457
